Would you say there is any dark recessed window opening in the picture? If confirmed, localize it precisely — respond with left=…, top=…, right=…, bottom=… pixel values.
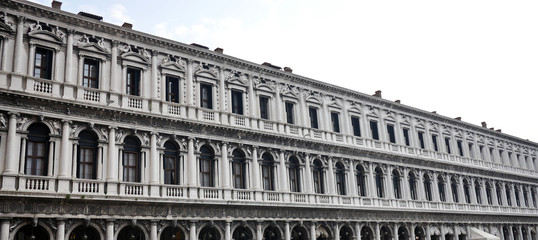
left=126, top=68, right=141, bottom=96
left=331, top=112, right=340, bottom=133
left=351, top=116, right=361, bottom=137
left=403, top=128, right=411, bottom=146
left=34, top=47, right=53, bottom=80
left=418, top=131, right=425, bottom=149
left=309, top=107, right=319, bottom=129
left=259, top=96, right=270, bottom=120
left=82, top=58, right=99, bottom=88
left=200, top=83, right=213, bottom=109
left=387, top=124, right=396, bottom=143
left=432, top=135, right=439, bottom=152
left=166, top=76, right=180, bottom=103
left=370, top=120, right=379, bottom=140
left=231, top=90, right=243, bottom=115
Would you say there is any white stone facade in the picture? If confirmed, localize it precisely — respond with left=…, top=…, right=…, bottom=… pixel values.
left=0, top=1, right=537, bottom=240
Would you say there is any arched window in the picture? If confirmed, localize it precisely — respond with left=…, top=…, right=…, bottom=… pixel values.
left=163, top=141, right=180, bottom=185
left=505, top=186, right=513, bottom=206
left=340, top=226, right=353, bottom=240
left=414, top=227, right=425, bottom=240
left=123, top=136, right=141, bottom=182
left=199, top=226, right=221, bottom=240
left=392, top=170, right=401, bottom=199
left=451, top=177, right=459, bottom=203
left=25, top=123, right=50, bottom=176
left=514, top=187, right=521, bottom=207
left=438, top=175, right=446, bottom=202
left=356, top=165, right=367, bottom=197
left=335, top=162, right=346, bottom=195
left=474, top=180, right=482, bottom=204
left=264, top=225, right=281, bottom=240
left=291, top=225, right=308, bottom=240
left=375, top=167, right=384, bottom=198
left=409, top=172, right=418, bottom=200
left=423, top=174, right=433, bottom=201
left=200, top=145, right=215, bottom=187
left=496, top=183, right=503, bottom=205
left=77, top=130, right=98, bottom=179
left=312, top=160, right=324, bottom=194
left=232, top=149, right=246, bottom=189
left=118, top=225, right=144, bottom=240
left=232, top=226, right=252, bottom=240
left=161, top=226, right=185, bottom=240
left=69, top=224, right=101, bottom=240
left=289, top=157, right=301, bottom=192
left=380, top=226, right=391, bottom=240
left=485, top=183, right=493, bottom=205
left=398, top=226, right=408, bottom=240
left=523, top=187, right=529, bottom=207
left=361, top=227, right=373, bottom=240
left=261, top=153, right=275, bottom=191
left=463, top=179, right=471, bottom=203
left=15, top=224, right=50, bottom=240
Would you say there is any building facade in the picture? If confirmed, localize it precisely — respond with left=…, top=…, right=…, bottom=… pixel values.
left=0, top=1, right=537, bottom=240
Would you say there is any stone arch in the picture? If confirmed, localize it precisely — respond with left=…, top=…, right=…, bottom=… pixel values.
left=379, top=225, right=392, bottom=240
left=10, top=220, right=54, bottom=240
left=116, top=222, right=149, bottom=240
left=197, top=223, right=223, bottom=240
left=290, top=224, right=309, bottom=240
left=360, top=225, right=374, bottom=240
left=397, top=225, right=409, bottom=240
left=231, top=224, right=254, bottom=240
left=66, top=221, right=105, bottom=240
left=262, top=223, right=283, bottom=240
left=316, top=223, right=332, bottom=240
left=158, top=223, right=188, bottom=240
left=414, top=226, right=426, bottom=240
left=340, top=224, right=354, bottom=240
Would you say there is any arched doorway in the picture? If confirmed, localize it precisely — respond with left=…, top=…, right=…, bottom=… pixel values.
left=161, top=226, right=185, bottom=240
left=118, top=225, right=145, bottom=240
left=398, top=226, right=408, bottom=240
left=380, top=226, right=391, bottom=240
left=15, top=224, right=50, bottom=240
left=264, top=225, right=281, bottom=240
left=199, top=226, right=221, bottom=240
left=414, top=226, right=425, bottom=240
left=232, top=226, right=252, bottom=240
left=340, top=225, right=353, bottom=240
left=291, top=225, right=308, bottom=240
left=361, top=226, right=374, bottom=240
left=69, top=224, right=101, bottom=240
left=316, top=225, right=330, bottom=240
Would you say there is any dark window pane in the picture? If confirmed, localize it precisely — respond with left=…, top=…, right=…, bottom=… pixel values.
left=259, top=96, right=270, bottom=119
left=351, top=117, right=361, bottom=137
left=126, top=68, right=141, bottom=96
left=231, top=90, right=243, bottom=114
left=418, top=132, right=425, bottom=149
left=200, top=83, right=213, bottom=109
left=370, top=121, right=379, bottom=140
left=34, top=47, right=53, bottom=79
left=309, top=107, right=318, bottom=129
left=82, top=58, right=99, bottom=88
left=166, top=76, right=180, bottom=103
left=403, top=128, right=410, bottom=146
left=285, top=102, right=294, bottom=124
left=387, top=125, right=396, bottom=143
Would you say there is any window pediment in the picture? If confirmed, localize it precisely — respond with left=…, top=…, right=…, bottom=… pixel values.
left=304, top=91, right=322, bottom=104
left=75, top=35, right=111, bottom=56
left=253, top=77, right=276, bottom=94
left=28, top=23, right=65, bottom=45
left=280, top=84, right=299, bottom=99
left=0, top=15, right=14, bottom=34
left=160, top=56, right=186, bottom=72
left=327, top=97, right=342, bottom=109
left=347, top=102, right=362, bottom=114
left=383, top=110, right=396, bottom=121
left=195, top=62, right=218, bottom=79
left=366, top=105, right=379, bottom=118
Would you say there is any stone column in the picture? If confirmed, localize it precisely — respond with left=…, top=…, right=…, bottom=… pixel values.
left=355, top=223, right=362, bottom=240
left=492, top=181, right=500, bottom=206
left=279, top=151, right=289, bottom=192
left=149, top=132, right=159, bottom=196
left=218, top=67, right=227, bottom=124
left=106, top=220, right=115, bottom=240
left=304, top=154, right=313, bottom=194
left=150, top=221, right=158, bottom=240
left=108, top=41, right=120, bottom=107
left=334, top=223, right=341, bottom=240
left=426, top=224, right=431, bottom=240
left=107, top=127, right=118, bottom=195
left=410, top=224, right=416, bottom=240
left=386, top=166, right=394, bottom=199
left=3, top=113, right=19, bottom=175
left=225, top=220, right=231, bottom=240
left=256, top=222, right=263, bottom=240
left=375, top=223, right=381, bottom=240
left=470, top=179, right=478, bottom=204
left=326, top=157, right=335, bottom=195
left=248, top=76, right=258, bottom=128
left=402, top=169, right=410, bottom=200
left=0, top=220, right=9, bottom=240
left=285, top=222, right=291, bottom=240
left=221, top=142, right=230, bottom=188
left=368, top=163, right=376, bottom=197
left=187, top=137, right=196, bottom=186
left=13, top=16, right=25, bottom=75
left=63, top=29, right=75, bottom=99
left=310, top=222, right=316, bottom=240
left=393, top=224, right=398, bottom=240
left=251, top=147, right=260, bottom=190
left=432, top=172, right=440, bottom=201
left=348, top=160, right=358, bottom=196
left=56, top=220, right=65, bottom=240
left=58, top=120, right=71, bottom=178
left=186, top=59, right=195, bottom=118
left=190, top=221, right=197, bottom=240
left=150, top=51, right=160, bottom=113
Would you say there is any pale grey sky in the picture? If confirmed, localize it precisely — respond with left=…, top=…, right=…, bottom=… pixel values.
left=32, top=0, right=538, bottom=142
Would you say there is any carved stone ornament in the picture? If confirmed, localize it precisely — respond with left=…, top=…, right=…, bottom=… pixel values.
left=383, top=110, right=395, bottom=121
left=69, top=124, right=78, bottom=137
left=161, top=55, right=186, bottom=72
left=115, top=130, right=124, bottom=142
left=76, top=34, right=111, bottom=54
left=366, top=105, right=379, bottom=117
left=280, top=84, right=299, bottom=98
left=0, top=12, right=15, bottom=33
left=28, top=21, right=65, bottom=43
left=0, top=113, right=6, bottom=129
left=225, top=70, right=248, bottom=85
left=16, top=117, right=28, bottom=131
left=196, top=62, right=218, bottom=78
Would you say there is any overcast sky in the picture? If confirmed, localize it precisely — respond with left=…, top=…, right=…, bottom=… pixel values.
left=31, top=0, right=538, bottom=142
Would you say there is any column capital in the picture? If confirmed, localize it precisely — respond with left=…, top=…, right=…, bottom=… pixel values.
left=16, top=15, right=26, bottom=24
left=61, top=119, right=72, bottom=124
left=8, top=112, right=19, bottom=117
left=150, top=131, right=159, bottom=136
left=108, top=125, right=118, bottom=130
left=111, top=40, right=120, bottom=47
left=66, top=29, right=76, bottom=35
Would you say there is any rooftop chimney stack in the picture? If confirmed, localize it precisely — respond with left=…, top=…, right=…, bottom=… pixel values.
left=214, top=47, right=224, bottom=53
left=122, top=22, right=133, bottom=29
left=481, top=122, right=487, bottom=128
left=496, top=129, right=502, bottom=132
left=373, top=90, right=382, bottom=98
left=395, top=100, right=401, bottom=103
left=284, top=67, right=293, bottom=73
left=455, top=117, right=461, bottom=120
left=51, top=0, right=62, bottom=9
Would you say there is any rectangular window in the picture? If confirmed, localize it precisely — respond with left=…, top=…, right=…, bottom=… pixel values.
left=164, top=155, right=178, bottom=184
left=82, top=58, right=99, bottom=88
left=34, top=47, right=53, bottom=80
left=259, top=96, right=270, bottom=120
left=387, top=124, right=396, bottom=143
left=418, top=131, right=425, bottom=149
left=479, top=146, right=485, bottom=160
left=351, top=116, right=361, bottom=137
left=123, top=151, right=138, bottom=182
left=231, top=90, right=243, bottom=114
left=200, top=83, right=213, bottom=109
left=165, top=76, right=180, bottom=103
left=444, top=137, right=451, bottom=154
left=432, top=135, right=439, bottom=151
left=309, top=107, right=319, bottom=129
left=126, top=68, right=141, bottom=96
left=495, top=149, right=500, bottom=162
left=78, top=147, right=95, bottom=179
left=457, top=140, right=464, bottom=156
left=468, top=143, right=474, bottom=158
left=403, top=128, right=411, bottom=146
left=200, top=158, right=213, bottom=187
left=370, top=120, right=379, bottom=140
left=331, top=112, right=340, bottom=133
left=26, top=141, right=48, bottom=176
left=285, top=101, right=294, bottom=124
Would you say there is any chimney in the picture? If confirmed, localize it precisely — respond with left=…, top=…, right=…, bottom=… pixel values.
left=455, top=117, right=461, bottom=121
left=122, top=22, right=133, bottom=29
left=214, top=47, right=223, bottom=53
left=489, top=128, right=494, bottom=130
left=481, top=122, right=487, bottom=128
left=496, top=129, right=502, bottom=132
left=284, top=67, right=293, bottom=73
left=51, top=0, right=62, bottom=9
left=395, top=100, right=400, bottom=104
left=373, top=90, right=382, bottom=98
left=432, top=111, right=437, bottom=114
